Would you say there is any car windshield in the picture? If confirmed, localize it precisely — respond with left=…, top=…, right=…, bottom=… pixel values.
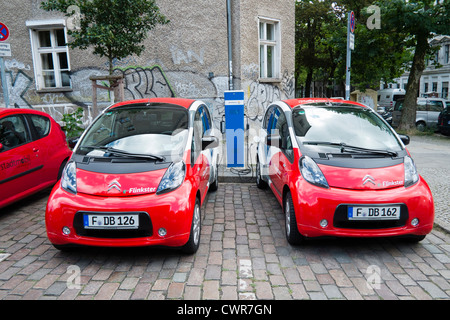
left=293, top=104, right=403, bottom=153
left=76, top=104, right=189, bottom=160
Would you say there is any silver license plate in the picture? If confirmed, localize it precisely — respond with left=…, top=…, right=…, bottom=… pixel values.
left=83, top=214, right=139, bottom=229
left=348, top=206, right=400, bottom=220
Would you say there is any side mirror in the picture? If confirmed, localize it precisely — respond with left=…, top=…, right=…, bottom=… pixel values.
left=266, top=134, right=282, bottom=148
left=399, top=134, right=410, bottom=146
left=0, top=143, right=3, bottom=151
left=202, top=136, right=219, bottom=150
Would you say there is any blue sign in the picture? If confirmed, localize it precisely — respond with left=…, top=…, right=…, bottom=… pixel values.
left=224, top=90, right=245, bottom=168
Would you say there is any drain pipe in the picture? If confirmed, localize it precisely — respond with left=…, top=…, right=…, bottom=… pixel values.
left=227, top=0, right=233, bottom=90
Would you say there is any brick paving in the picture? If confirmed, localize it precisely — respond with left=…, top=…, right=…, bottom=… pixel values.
left=0, top=182, right=449, bottom=300
left=0, top=135, right=449, bottom=300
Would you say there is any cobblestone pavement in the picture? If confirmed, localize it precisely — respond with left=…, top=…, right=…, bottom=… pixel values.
left=0, top=136, right=449, bottom=300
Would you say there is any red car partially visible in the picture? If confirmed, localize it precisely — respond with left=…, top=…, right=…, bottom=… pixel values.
left=0, top=108, right=72, bottom=209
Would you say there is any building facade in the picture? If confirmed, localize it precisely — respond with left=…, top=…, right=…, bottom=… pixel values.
left=0, top=0, right=294, bottom=134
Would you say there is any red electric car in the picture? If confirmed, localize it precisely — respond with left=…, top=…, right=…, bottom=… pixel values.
left=45, top=98, right=219, bottom=253
left=256, top=98, right=434, bottom=244
left=0, top=108, right=71, bottom=209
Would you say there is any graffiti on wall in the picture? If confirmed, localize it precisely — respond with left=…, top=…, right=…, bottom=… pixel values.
left=5, top=70, right=33, bottom=107
left=1, top=59, right=295, bottom=134
left=114, top=66, right=175, bottom=100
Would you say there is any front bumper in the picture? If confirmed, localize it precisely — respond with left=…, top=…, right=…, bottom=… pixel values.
left=45, top=182, right=195, bottom=248
left=293, top=176, right=434, bottom=239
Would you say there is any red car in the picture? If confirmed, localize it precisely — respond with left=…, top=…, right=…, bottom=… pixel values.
left=45, top=98, right=219, bottom=253
left=0, top=108, right=71, bottom=209
left=256, top=98, right=434, bottom=244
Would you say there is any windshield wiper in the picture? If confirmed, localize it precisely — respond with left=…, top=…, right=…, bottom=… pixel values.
left=302, top=141, right=398, bottom=157
left=81, top=145, right=165, bottom=161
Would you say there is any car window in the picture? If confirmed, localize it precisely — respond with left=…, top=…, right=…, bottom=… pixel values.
left=0, top=115, right=31, bottom=150
left=417, top=100, right=427, bottom=111
left=199, top=105, right=212, bottom=135
left=293, top=104, right=403, bottom=152
left=191, top=107, right=203, bottom=163
left=29, top=114, right=51, bottom=139
left=428, top=101, right=444, bottom=112
left=77, top=104, right=189, bottom=160
left=394, top=100, right=403, bottom=111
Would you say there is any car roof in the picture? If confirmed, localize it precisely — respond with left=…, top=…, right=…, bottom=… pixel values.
left=282, top=98, right=367, bottom=109
left=109, top=98, right=197, bottom=110
left=0, top=107, right=53, bottom=117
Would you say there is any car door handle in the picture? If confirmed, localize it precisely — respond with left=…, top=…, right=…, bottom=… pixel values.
left=33, top=148, right=39, bottom=153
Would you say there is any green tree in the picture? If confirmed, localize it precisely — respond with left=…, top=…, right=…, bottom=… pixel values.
left=295, top=0, right=410, bottom=97
left=41, top=0, right=169, bottom=75
left=376, top=0, right=450, bottom=131
left=295, top=0, right=336, bottom=97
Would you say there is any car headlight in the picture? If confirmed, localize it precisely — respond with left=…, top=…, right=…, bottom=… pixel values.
left=156, top=161, right=186, bottom=195
left=404, top=156, right=419, bottom=188
left=299, top=156, right=329, bottom=189
left=61, top=161, right=77, bottom=194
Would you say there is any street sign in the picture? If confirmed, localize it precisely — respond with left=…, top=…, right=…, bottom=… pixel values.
left=350, top=11, right=355, bottom=33
left=0, top=43, right=11, bottom=57
left=0, top=22, right=10, bottom=42
left=349, top=33, right=355, bottom=51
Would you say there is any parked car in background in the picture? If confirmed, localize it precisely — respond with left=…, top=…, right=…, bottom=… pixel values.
left=46, top=98, right=219, bottom=254
left=256, top=98, right=434, bottom=245
left=0, top=108, right=72, bottom=209
left=377, top=88, right=405, bottom=110
left=392, top=97, right=447, bottom=131
left=438, top=101, right=450, bottom=136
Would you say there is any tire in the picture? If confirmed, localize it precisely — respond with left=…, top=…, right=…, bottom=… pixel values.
left=182, top=198, right=201, bottom=254
left=256, top=157, right=268, bottom=189
left=416, top=121, right=426, bottom=132
left=284, top=191, right=304, bottom=245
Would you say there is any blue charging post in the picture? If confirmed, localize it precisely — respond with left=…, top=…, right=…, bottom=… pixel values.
left=224, top=90, right=245, bottom=168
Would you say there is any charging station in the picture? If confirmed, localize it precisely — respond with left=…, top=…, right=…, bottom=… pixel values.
left=224, top=90, right=245, bottom=168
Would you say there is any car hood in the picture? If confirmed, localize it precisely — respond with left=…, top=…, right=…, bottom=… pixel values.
left=76, top=167, right=167, bottom=196
left=319, top=163, right=405, bottom=190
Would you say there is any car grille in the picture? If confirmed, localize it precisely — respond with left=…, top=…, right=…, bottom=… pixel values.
left=73, top=212, right=153, bottom=238
left=333, top=204, right=408, bottom=229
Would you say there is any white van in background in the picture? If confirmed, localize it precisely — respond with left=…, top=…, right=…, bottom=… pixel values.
left=377, top=88, right=406, bottom=110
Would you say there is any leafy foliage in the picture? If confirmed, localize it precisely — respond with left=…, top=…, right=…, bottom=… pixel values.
left=61, top=107, right=84, bottom=139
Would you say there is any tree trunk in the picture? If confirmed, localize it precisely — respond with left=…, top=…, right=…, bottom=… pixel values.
left=304, top=68, right=313, bottom=98
left=399, top=32, right=429, bottom=131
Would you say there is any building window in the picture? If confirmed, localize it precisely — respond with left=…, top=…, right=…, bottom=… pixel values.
left=442, top=82, right=449, bottom=99
left=28, top=21, right=71, bottom=91
left=259, top=18, right=280, bottom=80
left=445, top=45, right=449, bottom=65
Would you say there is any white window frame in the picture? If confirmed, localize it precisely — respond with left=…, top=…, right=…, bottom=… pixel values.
left=27, top=19, right=72, bottom=92
left=258, top=17, right=281, bottom=81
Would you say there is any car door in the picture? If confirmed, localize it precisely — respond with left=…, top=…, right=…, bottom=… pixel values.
left=0, top=114, right=38, bottom=204
left=199, top=105, right=217, bottom=187
left=427, top=100, right=444, bottom=126
left=267, top=107, right=286, bottom=198
left=192, top=106, right=209, bottom=200
left=26, top=113, right=53, bottom=184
